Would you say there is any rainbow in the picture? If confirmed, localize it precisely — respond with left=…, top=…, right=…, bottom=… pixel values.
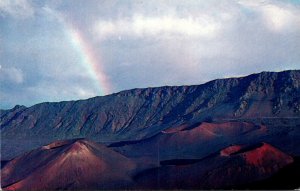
left=66, top=25, right=112, bottom=95
left=47, top=8, right=112, bottom=95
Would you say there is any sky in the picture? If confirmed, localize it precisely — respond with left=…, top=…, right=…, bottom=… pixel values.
left=0, top=0, right=300, bottom=109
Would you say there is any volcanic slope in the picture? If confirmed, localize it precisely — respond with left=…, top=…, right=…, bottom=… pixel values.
left=1, top=139, right=136, bottom=190
left=110, top=121, right=268, bottom=160
left=133, top=142, right=294, bottom=189
left=1, top=139, right=295, bottom=190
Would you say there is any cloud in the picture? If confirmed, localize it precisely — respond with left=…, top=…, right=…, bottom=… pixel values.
left=238, top=0, right=300, bottom=32
left=0, top=0, right=34, bottom=18
left=96, top=0, right=300, bottom=91
left=93, top=14, right=221, bottom=40
left=0, top=65, right=24, bottom=84
left=261, top=5, right=299, bottom=32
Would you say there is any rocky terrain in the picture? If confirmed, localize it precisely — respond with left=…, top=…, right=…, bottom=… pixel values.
left=1, top=70, right=300, bottom=189
left=1, top=139, right=295, bottom=190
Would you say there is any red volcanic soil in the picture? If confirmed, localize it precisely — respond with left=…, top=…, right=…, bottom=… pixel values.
left=205, top=143, right=294, bottom=189
left=134, top=142, right=294, bottom=189
left=199, top=121, right=260, bottom=136
left=1, top=136, right=295, bottom=190
left=113, top=121, right=267, bottom=160
left=41, top=139, right=73, bottom=149
left=220, top=145, right=243, bottom=156
left=241, top=143, right=294, bottom=167
left=217, top=143, right=294, bottom=188
left=161, top=124, right=189, bottom=134
left=163, top=121, right=262, bottom=146
left=166, top=121, right=262, bottom=144
left=1, top=139, right=136, bottom=190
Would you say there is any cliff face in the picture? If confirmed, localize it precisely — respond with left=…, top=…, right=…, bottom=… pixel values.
left=1, top=70, right=299, bottom=142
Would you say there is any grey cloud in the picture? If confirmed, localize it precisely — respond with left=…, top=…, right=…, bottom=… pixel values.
left=0, top=0, right=299, bottom=109
left=0, top=65, right=24, bottom=84
left=98, top=0, right=300, bottom=91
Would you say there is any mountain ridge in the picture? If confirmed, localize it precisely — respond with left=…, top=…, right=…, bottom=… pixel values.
left=1, top=70, right=300, bottom=160
left=2, top=69, right=299, bottom=110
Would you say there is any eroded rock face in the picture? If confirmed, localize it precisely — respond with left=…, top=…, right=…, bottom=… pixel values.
left=1, top=70, right=299, bottom=142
